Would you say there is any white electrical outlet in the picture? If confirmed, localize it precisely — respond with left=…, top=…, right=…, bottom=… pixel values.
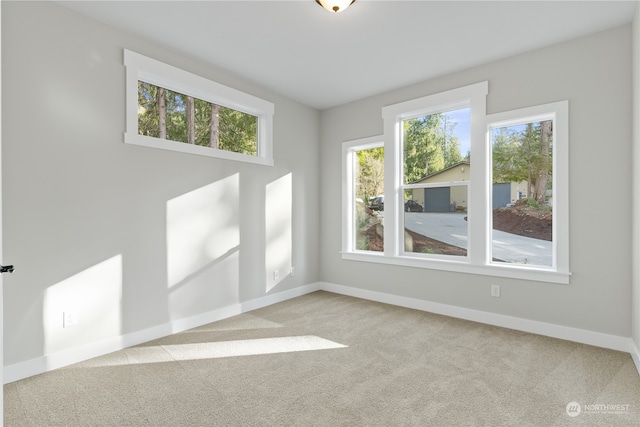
left=491, top=284, right=501, bottom=298
left=273, top=270, right=279, bottom=281
left=63, top=311, right=78, bottom=327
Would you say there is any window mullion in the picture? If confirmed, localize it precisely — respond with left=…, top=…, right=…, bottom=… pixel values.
left=383, top=118, right=400, bottom=257
left=466, top=90, right=489, bottom=265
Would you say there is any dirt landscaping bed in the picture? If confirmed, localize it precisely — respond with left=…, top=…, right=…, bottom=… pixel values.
left=361, top=226, right=467, bottom=255
left=492, top=200, right=552, bottom=241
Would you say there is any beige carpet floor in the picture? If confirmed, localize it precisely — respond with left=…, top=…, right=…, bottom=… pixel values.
left=4, top=291, right=640, bottom=426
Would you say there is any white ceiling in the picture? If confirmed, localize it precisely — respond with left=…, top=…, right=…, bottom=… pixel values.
left=58, top=0, right=638, bottom=110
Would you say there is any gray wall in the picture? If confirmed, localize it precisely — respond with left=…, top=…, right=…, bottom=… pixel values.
left=2, top=1, right=320, bottom=366
left=320, top=25, right=633, bottom=337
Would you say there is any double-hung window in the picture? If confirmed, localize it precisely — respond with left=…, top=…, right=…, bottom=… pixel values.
left=400, top=106, right=471, bottom=258
left=124, top=50, right=274, bottom=166
left=487, top=102, right=569, bottom=276
left=342, top=81, right=570, bottom=284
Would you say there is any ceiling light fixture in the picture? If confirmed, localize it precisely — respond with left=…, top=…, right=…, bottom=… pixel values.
left=315, top=0, right=355, bottom=13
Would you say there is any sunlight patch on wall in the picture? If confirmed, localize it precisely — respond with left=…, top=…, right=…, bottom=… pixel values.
left=43, top=255, right=122, bottom=355
left=167, top=174, right=240, bottom=288
left=265, top=173, right=292, bottom=292
left=168, top=250, right=240, bottom=322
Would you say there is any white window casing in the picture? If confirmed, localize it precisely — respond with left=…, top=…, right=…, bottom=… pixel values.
left=486, top=101, right=570, bottom=279
left=124, top=49, right=274, bottom=166
left=342, top=81, right=571, bottom=284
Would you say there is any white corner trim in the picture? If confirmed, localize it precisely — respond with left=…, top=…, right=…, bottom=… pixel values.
left=318, top=282, right=637, bottom=355
left=631, top=340, right=640, bottom=377
left=3, top=283, right=321, bottom=384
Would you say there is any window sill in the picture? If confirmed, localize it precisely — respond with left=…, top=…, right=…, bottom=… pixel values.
left=340, top=251, right=570, bottom=284
left=124, top=133, right=274, bottom=167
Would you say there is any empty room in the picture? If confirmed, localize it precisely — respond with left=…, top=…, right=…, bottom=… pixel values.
left=2, top=0, right=640, bottom=425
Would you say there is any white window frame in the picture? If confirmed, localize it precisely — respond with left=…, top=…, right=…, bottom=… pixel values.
left=342, top=135, right=385, bottom=255
left=486, top=101, right=570, bottom=278
left=342, top=81, right=571, bottom=284
left=124, top=49, right=274, bottom=166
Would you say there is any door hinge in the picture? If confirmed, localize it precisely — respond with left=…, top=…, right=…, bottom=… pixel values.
left=1, top=265, right=15, bottom=274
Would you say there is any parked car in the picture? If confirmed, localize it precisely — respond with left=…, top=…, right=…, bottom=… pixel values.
left=405, top=200, right=423, bottom=212
left=368, top=196, right=384, bottom=211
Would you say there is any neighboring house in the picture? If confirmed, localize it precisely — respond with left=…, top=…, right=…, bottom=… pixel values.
left=492, top=181, right=528, bottom=210
left=410, top=161, right=527, bottom=212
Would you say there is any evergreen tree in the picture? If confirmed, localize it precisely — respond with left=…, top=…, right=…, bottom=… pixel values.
left=492, top=121, right=553, bottom=202
left=403, top=113, right=462, bottom=183
left=355, top=147, right=384, bottom=203
left=137, top=82, right=258, bottom=156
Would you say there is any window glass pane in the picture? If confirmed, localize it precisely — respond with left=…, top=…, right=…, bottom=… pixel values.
left=401, top=107, right=469, bottom=257
left=138, top=81, right=160, bottom=138
left=402, top=108, right=470, bottom=184
left=403, top=184, right=468, bottom=256
left=491, top=121, right=553, bottom=266
left=354, top=146, right=384, bottom=251
left=165, top=87, right=188, bottom=143
left=218, top=105, right=258, bottom=156
left=137, top=81, right=258, bottom=156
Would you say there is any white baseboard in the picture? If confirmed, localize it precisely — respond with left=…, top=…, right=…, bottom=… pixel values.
left=6, top=281, right=638, bottom=383
left=318, top=282, right=639, bottom=359
left=4, top=283, right=321, bottom=384
left=3, top=323, right=173, bottom=384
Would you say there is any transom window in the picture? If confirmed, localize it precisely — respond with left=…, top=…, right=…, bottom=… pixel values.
left=137, top=81, right=258, bottom=156
left=124, top=50, right=274, bottom=166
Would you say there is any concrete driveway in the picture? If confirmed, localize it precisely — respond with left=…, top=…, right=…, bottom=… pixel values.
left=402, top=212, right=552, bottom=266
